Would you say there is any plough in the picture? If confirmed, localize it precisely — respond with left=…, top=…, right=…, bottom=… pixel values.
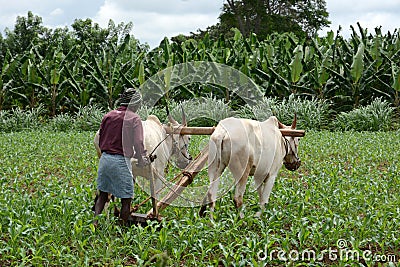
left=128, top=126, right=305, bottom=226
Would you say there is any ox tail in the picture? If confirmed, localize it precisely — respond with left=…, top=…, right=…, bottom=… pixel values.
left=94, top=130, right=102, bottom=159
left=208, top=130, right=226, bottom=178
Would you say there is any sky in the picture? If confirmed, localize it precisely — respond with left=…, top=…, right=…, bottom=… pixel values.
left=0, top=0, right=399, bottom=48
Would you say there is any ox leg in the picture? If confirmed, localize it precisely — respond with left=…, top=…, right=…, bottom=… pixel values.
left=208, top=178, right=221, bottom=220
left=149, top=165, right=163, bottom=202
left=199, top=177, right=221, bottom=220
left=145, top=168, right=163, bottom=217
left=200, top=139, right=226, bottom=219
left=200, top=168, right=224, bottom=220
left=232, top=163, right=251, bottom=219
left=255, top=174, right=277, bottom=217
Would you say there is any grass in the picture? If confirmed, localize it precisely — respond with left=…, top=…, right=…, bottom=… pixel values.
left=0, top=130, right=399, bottom=266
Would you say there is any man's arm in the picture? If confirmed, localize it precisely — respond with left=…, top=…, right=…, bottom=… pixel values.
left=131, top=116, right=148, bottom=163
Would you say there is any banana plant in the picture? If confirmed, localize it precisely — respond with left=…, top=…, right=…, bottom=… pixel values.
left=64, top=57, right=93, bottom=110
left=303, top=44, right=335, bottom=100
left=350, top=42, right=365, bottom=107
left=0, top=51, right=19, bottom=110
left=369, top=31, right=383, bottom=71
left=16, top=49, right=42, bottom=108
left=392, top=63, right=400, bottom=107
left=3, top=21, right=400, bottom=117
left=32, top=46, right=74, bottom=116
left=290, top=45, right=304, bottom=84
left=82, top=35, right=134, bottom=109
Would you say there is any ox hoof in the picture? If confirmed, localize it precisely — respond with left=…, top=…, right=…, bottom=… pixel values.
left=199, top=206, right=207, bottom=217
left=239, top=211, right=245, bottom=219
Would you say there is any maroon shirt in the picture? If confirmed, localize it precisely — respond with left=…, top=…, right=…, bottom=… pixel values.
left=99, top=106, right=146, bottom=158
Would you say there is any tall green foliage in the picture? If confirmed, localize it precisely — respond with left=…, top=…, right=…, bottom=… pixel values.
left=1, top=12, right=400, bottom=119
left=333, top=98, right=395, bottom=131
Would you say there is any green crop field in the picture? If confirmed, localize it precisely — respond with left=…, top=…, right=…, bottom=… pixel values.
left=0, top=130, right=399, bottom=266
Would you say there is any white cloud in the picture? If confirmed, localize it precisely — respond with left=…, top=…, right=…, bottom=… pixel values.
left=0, top=14, right=18, bottom=31
left=94, top=0, right=221, bottom=47
left=1, top=0, right=399, bottom=46
left=0, top=0, right=104, bottom=33
left=50, top=8, right=64, bottom=17
left=327, top=0, right=399, bottom=13
left=98, top=0, right=221, bottom=15
left=320, top=0, right=400, bottom=37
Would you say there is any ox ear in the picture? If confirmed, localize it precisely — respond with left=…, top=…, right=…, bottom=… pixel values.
left=181, top=106, right=187, bottom=126
left=291, top=113, right=297, bottom=129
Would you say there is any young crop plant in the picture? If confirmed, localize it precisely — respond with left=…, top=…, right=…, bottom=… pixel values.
left=0, top=129, right=399, bottom=266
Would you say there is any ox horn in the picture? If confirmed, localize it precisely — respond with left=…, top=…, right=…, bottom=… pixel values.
left=291, top=113, right=297, bottom=129
left=168, top=113, right=178, bottom=125
left=166, top=105, right=178, bottom=125
left=181, top=106, right=187, bottom=126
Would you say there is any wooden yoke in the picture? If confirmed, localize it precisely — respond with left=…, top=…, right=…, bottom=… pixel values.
left=163, top=126, right=305, bottom=137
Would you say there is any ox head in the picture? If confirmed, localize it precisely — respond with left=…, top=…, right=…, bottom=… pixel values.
left=168, top=107, right=192, bottom=169
left=279, top=114, right=301, bottom=171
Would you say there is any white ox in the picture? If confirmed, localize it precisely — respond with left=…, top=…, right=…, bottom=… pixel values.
left=200, top=115, right=301, bottom=219
left=94, top=112, right=192, bottom=198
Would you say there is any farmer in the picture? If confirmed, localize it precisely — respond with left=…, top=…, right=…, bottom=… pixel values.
left=94, top=87, right=150, bottom=226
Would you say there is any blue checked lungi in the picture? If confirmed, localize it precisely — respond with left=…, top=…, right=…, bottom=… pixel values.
left=96, top=152, right=134, bottom=199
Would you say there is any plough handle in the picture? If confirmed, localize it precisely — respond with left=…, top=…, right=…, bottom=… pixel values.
left=148, top=164, right=158, bottom=219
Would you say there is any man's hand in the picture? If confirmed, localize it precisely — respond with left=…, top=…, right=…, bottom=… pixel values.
left=148, top=154, right=157, bottom=162
left=137, top=155, right=151, bottom=167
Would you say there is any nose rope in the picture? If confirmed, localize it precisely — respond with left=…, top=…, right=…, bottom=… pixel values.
left=282, top=137, right=290, bottom=158
left=148, top=124, right=182, bottom=158
left=149, top=124, right=191, bottom=161
left=148, top=132, right=172, bottom=159
left=282, top=137, right=299, bottom=160
left=171, top=133, right=192, bottom=161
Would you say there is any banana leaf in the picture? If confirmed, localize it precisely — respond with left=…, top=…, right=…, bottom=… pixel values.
left=350, top=43, right=365, bottom=84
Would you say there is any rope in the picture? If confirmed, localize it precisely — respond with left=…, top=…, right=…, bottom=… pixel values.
left=148, top=123, right=185, bottom=158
